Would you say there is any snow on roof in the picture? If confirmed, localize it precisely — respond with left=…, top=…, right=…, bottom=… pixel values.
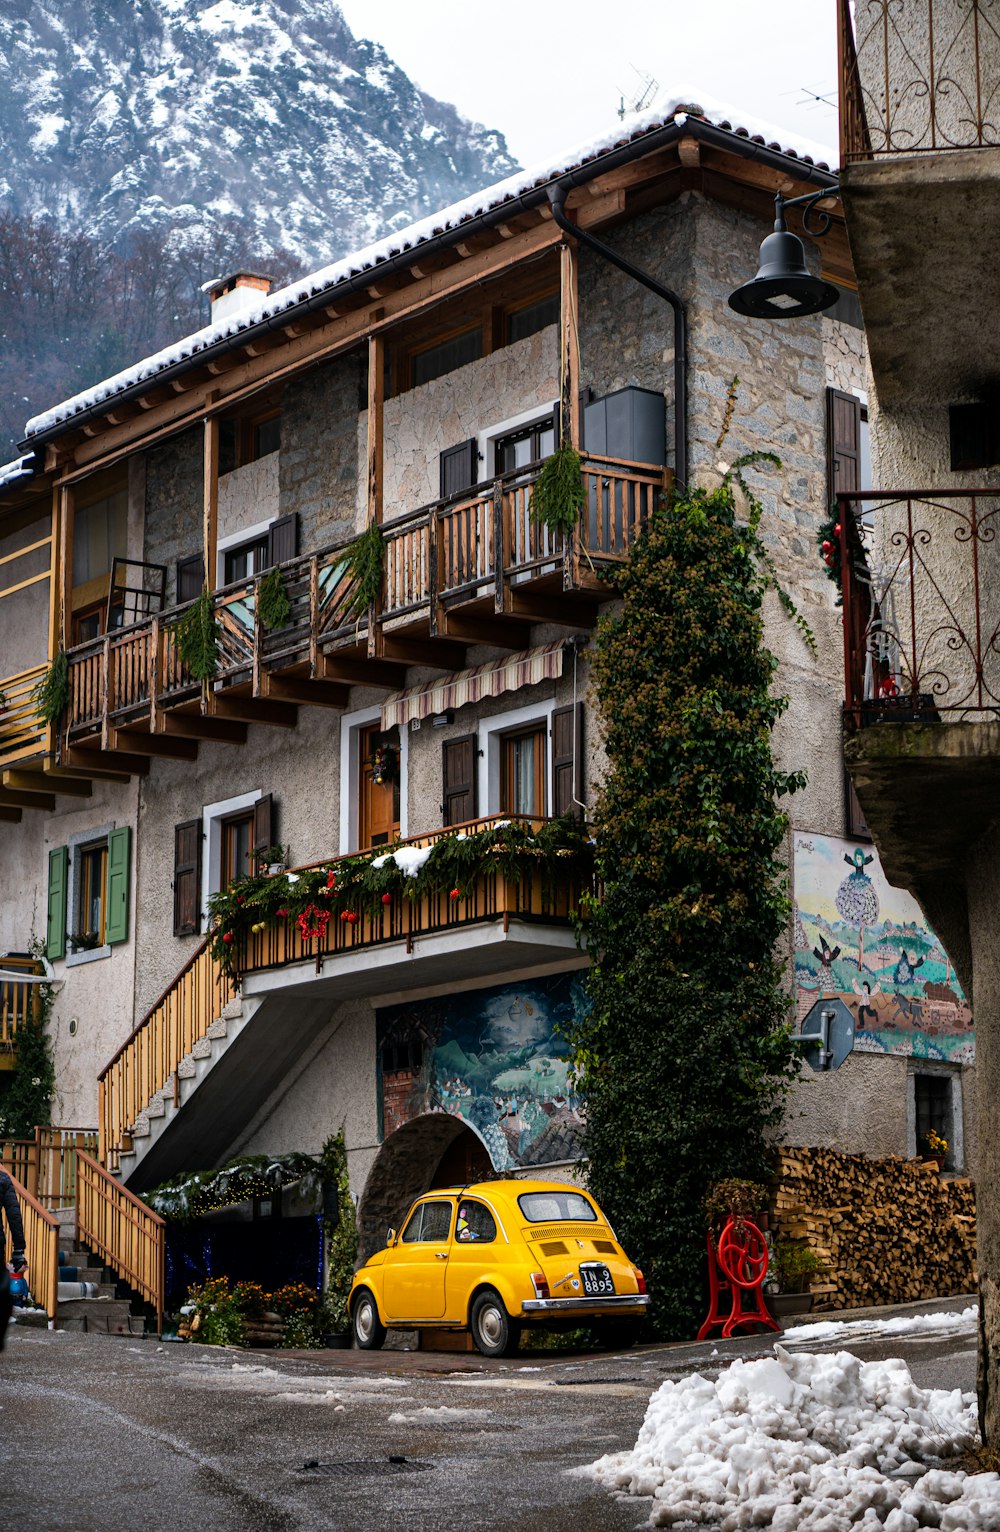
left=23, top=89, right=835, bottom=442
left=0, top=454, right=37, bottom=492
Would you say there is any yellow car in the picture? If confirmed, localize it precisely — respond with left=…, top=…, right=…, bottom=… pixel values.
left=349, top=1178, right=649, bottom=1356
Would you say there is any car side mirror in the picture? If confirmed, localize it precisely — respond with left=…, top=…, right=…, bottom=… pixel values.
left=386, top=1227, right=396, bottom=1247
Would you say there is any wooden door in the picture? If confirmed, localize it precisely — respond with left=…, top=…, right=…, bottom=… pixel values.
left=360, top=723, right=401, bottom=847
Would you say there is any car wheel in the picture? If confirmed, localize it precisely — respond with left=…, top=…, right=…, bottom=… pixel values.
left=352, top=1289, right=386, bottom=1350
left=470, top=1288, right=520, bottom=1357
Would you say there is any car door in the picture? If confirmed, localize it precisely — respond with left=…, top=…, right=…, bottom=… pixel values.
left=382, top=1198, right=455, bottom=1321
left=444, top=1197, right=502, bottom=1322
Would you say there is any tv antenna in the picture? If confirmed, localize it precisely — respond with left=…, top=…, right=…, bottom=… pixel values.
left=617, top=67, right=659, bottom=120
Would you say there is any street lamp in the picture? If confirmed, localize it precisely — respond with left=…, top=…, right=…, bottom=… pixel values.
left=728, top=189, right=841, bottom=319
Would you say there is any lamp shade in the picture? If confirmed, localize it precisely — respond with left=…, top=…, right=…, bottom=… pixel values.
left=729, top=209, right=839, bottom=319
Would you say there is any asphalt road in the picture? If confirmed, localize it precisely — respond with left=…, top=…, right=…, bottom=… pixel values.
left=1, top=1305, right=979, bottom=1532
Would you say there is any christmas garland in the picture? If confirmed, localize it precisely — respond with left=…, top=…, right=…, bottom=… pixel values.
left=529, top=444, right=585, bottom=539
left=144, top=1151, right=322, bottom=1221
left=32, top=649, right=70, bottom=725
left=257, top=566, right=292, bottom=630
left=345, top=520, right=384, bottom=620
left=206, top=816, right=593, bottom=977
left=175, top=588, right=219, bottom=681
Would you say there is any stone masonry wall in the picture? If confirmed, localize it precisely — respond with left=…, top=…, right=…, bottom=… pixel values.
left=280, top=354, right=362, bottom=548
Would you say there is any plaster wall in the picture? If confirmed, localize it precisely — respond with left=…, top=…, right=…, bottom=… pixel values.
left=782, top=1051, right=911, bottom=1158
left=217, top=454, right=279, bottom=553
left=968, top=819, right=1000, bottom=1435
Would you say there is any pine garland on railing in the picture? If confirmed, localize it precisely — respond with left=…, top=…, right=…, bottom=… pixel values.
left=529, top=444, right=585, bottom=539
left=345, top=520, right=384, bottom=620
left=206, top=816, right=594, bottom=978
left=257, top=567, right=292, bottom=630
left=32, top=649, right=70, bottom=725
left=175, top=588, right=219, bottom=681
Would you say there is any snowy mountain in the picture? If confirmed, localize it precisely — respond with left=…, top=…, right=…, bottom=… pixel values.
left=0, top=0, right=518, bottom=267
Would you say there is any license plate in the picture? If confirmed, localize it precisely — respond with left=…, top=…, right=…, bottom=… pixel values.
left=580, top=1263, right=615, bottom=1297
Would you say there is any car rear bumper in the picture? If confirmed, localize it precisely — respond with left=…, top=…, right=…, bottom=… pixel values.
left=520, top=1294, right=651, bottom=1314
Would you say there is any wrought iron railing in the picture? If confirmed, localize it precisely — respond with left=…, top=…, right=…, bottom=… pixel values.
left=840, top=0, right=1000, bottom=161
left=839, top=488, right=1000, bottom=725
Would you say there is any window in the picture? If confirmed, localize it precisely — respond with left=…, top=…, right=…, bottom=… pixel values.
left=382, top=1033, right=423, bottom=1075
left=506, top=292, right=559, bottom=345
left=401, top=1201, right=454, bottom=1244
left=914, top=1073, right=954, bottom=1163
left=411, top=327, right=482, bottom=388
left=500, top=724, right=546, bottom=816
left=178, top=792, right=274, bottom=937
left=220, top=810, right=254, bottom=885
left=218, top=513, right=298, bottom=588
left=76, top=842, right=108, bottom=948
left=220, top=410, right=281, bottom=474
left=46, top=828, right=132, bottom=962
left=455, top=1200, right=497, bottom=1243
left=224, top=534, right=270, bottom=585
left=495, top=415, right=557, bottom=476
left=518, top=1191, right=597, bottom=1223
left=73, top=487, right=128, bottom=586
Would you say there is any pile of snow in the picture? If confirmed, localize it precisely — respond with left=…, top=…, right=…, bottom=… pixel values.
left=784, top=1305, right=978, bottom=1346
left=589, top=1346, right=997, bottom=1530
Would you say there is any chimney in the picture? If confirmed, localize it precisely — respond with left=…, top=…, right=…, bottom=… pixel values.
left=202, top=270, right=272, bottom=325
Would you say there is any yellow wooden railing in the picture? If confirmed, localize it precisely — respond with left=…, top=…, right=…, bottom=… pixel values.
left=0, top=1126, right=98, bottom=1209
left=0, top=955, right=43, bottom=1067
left=0, top=663, right=50, bottom=768
left=76, top=1150, right=165, bottom=1335
left=98, top=816, right=591, bottom=1175
left=2, top=1169, right=59, bottom=1323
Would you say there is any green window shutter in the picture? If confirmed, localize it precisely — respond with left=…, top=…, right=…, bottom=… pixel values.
left=105, top=827, right=132, bottom=946
left=46, top=846, right=68, bottom=961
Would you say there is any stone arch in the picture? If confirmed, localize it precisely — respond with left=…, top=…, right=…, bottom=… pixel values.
left=356, top=1113, right=491, bottom=1264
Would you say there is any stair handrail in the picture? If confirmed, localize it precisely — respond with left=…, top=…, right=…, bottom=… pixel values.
left=3, top=1168, right=59, bottom=1324
left=75, top=1150, right=165, bottom=1336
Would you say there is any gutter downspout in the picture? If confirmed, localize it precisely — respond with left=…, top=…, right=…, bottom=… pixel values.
left=547, top=187, right=687, bottom=490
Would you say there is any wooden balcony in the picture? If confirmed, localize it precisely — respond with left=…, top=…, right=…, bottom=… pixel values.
left=0, top=956, right=43, bottom=1067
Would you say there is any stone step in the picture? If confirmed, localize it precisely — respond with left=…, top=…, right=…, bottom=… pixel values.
left=57, top=1297, right=141, bottom=1335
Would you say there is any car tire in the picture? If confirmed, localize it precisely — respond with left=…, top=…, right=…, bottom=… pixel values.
left=352, top=1288, right=387, bottom=1350
left=470, top=1288, right=521, bottom=1358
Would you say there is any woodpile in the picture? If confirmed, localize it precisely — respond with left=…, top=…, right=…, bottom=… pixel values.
left=241, top=1312, right=285, bottom=1347
left=771, top=1147, right=976, bottom=1311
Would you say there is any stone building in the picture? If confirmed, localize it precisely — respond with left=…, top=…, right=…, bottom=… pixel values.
left=0, top=93, right=957, bottom=1285
left=833, top=0, right=1000, bottom=1431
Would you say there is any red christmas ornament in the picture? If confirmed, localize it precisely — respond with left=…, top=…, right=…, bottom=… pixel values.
left=222, top=931, right=234, bottom=944
left=326, top=871, right=336, bottom=889
left=276, top=908, right=288, bottom=918
left=346, top=911, right=359, bottom=925
left=235, top=896, right=244, bottom=905
left=381, top=892, right=393, bottom=905
left=821, top=539, right=832, bottom=554
left=339, top=910, right=350, bottom=922
left=834, top=522, right=842, bottom=537
left=450, top=888, right=461, bottom=900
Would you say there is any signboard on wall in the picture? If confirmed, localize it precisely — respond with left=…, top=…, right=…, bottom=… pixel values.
left=793, top=831, right=974, bottom=1063
left=377, top=972, right=587, bottom=1170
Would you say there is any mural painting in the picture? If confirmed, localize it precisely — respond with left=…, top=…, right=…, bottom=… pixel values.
left=793, top=831, right=973, bottom=1062
left=376, top=973, right=587, bottom=1169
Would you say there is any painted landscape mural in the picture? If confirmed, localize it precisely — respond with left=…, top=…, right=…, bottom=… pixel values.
left=377, top=973, right=587, bottom=1169
left=793, top=831, right=974, bottom=1062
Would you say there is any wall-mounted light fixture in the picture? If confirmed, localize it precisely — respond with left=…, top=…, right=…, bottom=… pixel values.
left=728, top=189, right=841, bottom=320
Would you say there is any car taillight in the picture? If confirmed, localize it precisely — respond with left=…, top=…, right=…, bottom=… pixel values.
left=632, top=1266, right=646, bottom=1295
left=530, top=1271, right=550, bottom=1300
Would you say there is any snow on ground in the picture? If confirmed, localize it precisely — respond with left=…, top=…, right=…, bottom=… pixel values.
left=387, top=1405, right=491, bottom=1425
left=784, top=1305, right=978, bottom=1347
left=587, top=1346, right=1000, bottom=1530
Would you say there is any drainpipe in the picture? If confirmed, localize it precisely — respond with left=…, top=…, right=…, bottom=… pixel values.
left=547, top=187, right=688, bottom=490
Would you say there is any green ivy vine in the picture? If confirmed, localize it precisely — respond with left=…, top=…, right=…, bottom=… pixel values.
left=345, top=520, right=384, bottom=620
left=257, top=567, right=292, bottom=630
left=530, top=444, right=585, bottom=538
left=569, top=469, right=805, bottom=1338
left=175, top=588, right=219, bottom=681
left=321, top=1129, right=358, bottom=1334
left=32, top=649, right=70, bottom=725
left=0, top=945, right=56, bottom=1139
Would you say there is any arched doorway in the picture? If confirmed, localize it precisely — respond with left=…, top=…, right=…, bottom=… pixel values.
left=356, top=1113, right=492, bottom=1264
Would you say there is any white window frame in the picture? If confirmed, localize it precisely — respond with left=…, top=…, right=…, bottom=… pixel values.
left=200, top=789, right=262, bottom=922
left=478, top=698, right=557, bottom=818
left=65, top=822, right=114, bottom=968
left=478, top=400, right=558, bottom=480
left=216, top=515, right=275, bottom=588
left=339, top=705, right=409, bottom=854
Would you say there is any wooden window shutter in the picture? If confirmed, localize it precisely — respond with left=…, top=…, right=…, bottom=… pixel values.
left=176, top=554, right=205, bottom=603
left=551, top=704, right=584, bottom=819
left=252, top=794, right=275, bottom=864
left=266, top=513, right=298, bottom=567
left=104, top=827, right=132, bottom=946
left=826, top=388, right=861, bottom=500
left=46, top=845, right=69, bottom=961
left=173, top=819, right=202, bottom=938
left=442, top=735, right=477, bottom=826
left=439, top=439, right=478, bottom=499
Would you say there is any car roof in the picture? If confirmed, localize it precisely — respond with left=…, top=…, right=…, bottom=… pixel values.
left=422, top=1180, right=591, bottom=1200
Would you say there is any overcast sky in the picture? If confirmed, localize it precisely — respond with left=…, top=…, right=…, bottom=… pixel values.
left=335, top=0, right=840, bottom=170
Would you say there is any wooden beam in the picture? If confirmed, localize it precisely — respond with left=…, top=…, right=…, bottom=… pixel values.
left=560, top=242, right=581, bottom=448
left=3, top=770, right=91, bottom=798
left=506, top=593, right=599, bottom=626
left=110, top=729, right=199, bottom=760
left=203, top=413, right=219, bottom=591
left=367, top=332, right=384, bottom=528
left=438, top=613, right=533, bottom=649
left=58, top=484, right=73, bottom=652
left=157, top=714, right=248, bottom=744
left=0, top=787, right=56, bottom=810
left=206, top=694, right=299, bottom=728
left=318, top=654, right=407, bottom=688
left=43, top=762, right=133, bottom=784
left=59, top=746, right=150, bottom=777
left=381, top=636, right=466, bottom=670
left=0, top=807, right=23, bottom=823
left=261, top=676, right=350, bottom=708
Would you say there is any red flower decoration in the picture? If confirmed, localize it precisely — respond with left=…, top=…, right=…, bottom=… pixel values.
left=450, top=888, right=461, bottom=900
left=297, top=903, right=331, bottom=942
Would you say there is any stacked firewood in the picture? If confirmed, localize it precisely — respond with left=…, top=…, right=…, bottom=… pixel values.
left=770, top=1146, right=977, bottom=1310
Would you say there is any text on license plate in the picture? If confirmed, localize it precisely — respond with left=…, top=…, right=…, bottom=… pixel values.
left=581, top=1264, right=615, bottom=1297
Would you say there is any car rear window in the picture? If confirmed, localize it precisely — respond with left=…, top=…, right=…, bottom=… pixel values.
left=517, top=1192, right=597, bottom=1223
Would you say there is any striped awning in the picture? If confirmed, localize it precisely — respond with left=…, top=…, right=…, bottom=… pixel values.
left=380, top=642, right=565, bottom=730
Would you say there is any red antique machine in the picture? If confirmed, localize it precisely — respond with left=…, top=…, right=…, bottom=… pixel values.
left=697, top=1217, right=780, bottom=1340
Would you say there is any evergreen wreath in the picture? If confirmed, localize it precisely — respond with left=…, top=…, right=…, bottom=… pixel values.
left=175, top=588, right=219, bottom=681
left=530, top=443, right=586, bottom=539
left=345, top=520, right=384, bottom=620
left=569, top=469, right=805, bottom=1338
left=257, top=567, right=292, bottom=630
left=32, top=649, right=70, bottom=725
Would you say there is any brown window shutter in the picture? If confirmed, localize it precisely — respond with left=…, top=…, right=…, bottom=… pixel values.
left=552, top=704, right=584, bottom=818
left=252, top=794, right=274, bottom=864
left=266, top=513, right=298, bottom=567
left=173, top=819, right=202, bottom=937
left=176, top=554, right=205, bottom=603
left=826, top=388, right=861, bottom=500
left=439, top=440, right=478, bottom=499
left=442, top=735, right=477, bottom=826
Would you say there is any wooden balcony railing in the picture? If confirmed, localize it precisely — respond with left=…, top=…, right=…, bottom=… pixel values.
left=52, top=453, right=666, bottom=752
left=0, top=1126, right=98, bottom=1210
left=98, top=816, right=593, bottom=1176
left=840, top=0, right=1000, bottom=162
left=0, top=663, right=50, bottom=768
left=0, top=956, right=43, bottom=1067
left=76, top=1150, right=165, bottom=1334
left=2, top=1169, right=59, bottom=1323
left=839, top=488, right=1000, bottom=725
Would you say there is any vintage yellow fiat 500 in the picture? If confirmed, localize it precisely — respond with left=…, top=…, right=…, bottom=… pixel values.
left=349, top=1178, right=649, bottom=1356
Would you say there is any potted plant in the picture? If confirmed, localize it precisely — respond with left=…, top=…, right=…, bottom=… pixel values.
left=769, top=1240, right=826, bottom=1318
left=919, top=1129, right=948, bottom=1170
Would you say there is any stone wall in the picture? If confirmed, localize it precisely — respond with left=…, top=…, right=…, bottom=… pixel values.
left=280, top=355, right=362, bottom=548
left=143, top=427, right=204, bottom=605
